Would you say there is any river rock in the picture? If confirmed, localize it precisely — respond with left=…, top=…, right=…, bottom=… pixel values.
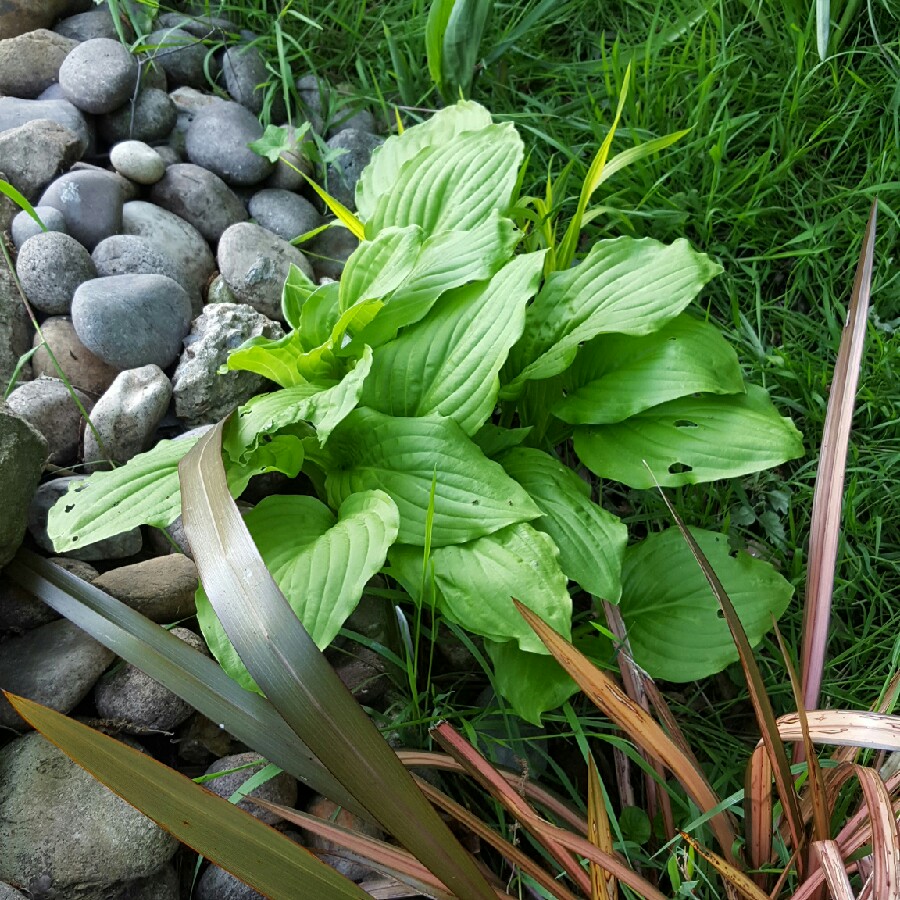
left=6, top=377, right=93, bottom=466
left=195, top=865, right=264, bottom=900
left=310, top=224, right=358, bottom=280
left=186, top=101, right=274, bottom=186
left=0, top=263, right=32, bottom=389
left=54, top=5, right=119, bottom=41
left=110, top=140, right=166, bottom=185
left=16, top=231, right=96, bottom=316
left=82, top=365, right=171, bottom=471
left=171, top=303, right=284, bottom=426
left=0, top=0, right=73, bottom=39
left=0, top=97, right=91, bottom=157
left=295, top=73, right=327, bottom=134
left=27, top=475, right=143, bottom=560
left=94, top=626, right=206, bottom=733
left=0, top=882, right=28, bottom=899
left=203, top=752, right=298, bottom=826
left=72, top=274, right=193, bottom=371
left=39, top=169, right=123, bottom=251
left=122, top=200, right=216, bottom=313
left=59, top=37, right=139, bottom=115
left=0, top=558, right=95, bottom=635
left=91, top=235, right=184, bottom=294
left=107, top=865, right=180, bottom=900
left=32, top=317, right=119, bottom=398
left=99, top=87, right=177, bottom=145
left=0, top=733, right=179, bottom=896
left=248, top=189, right=320, bottom=242
left=150, top=163, right=248, bottom=243
left=11, top=206, right=67, bottom=248
left=93, top=554, right=198, bottom=623
left=206, top=273, right=237, bottom=304
left=0, top=619, right=115, bottom=730
left=0, top=406, right=47, bottom=568
left=145, top=26, right=216, bottom=89
left=0, top=29, right=77, bottom=98
left=217, top=222, right=313, bottom=319
left=0, top=118, right=83, bottom=202
left=156, top=11, right=236, bottom=39
left=221, top=42, right=270, bottom=115
left=324, top=128, right=382, bottom=209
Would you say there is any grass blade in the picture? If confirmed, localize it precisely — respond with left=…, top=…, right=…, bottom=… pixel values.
left=816, top=0, right=830, bottom=60
left=6, top=694, right=369, bottom=900
left=5, top=549, right=360, bottom=814
left=800, top=200, right=878, bottom=712
left=178, top=422, right=497, bottom=900
left=677, top=831, right=770, bottom=900
left=514, top=600, right=740, bottom=862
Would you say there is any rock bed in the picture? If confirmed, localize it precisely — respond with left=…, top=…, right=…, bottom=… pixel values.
left=0, top=2, right=395, bottom=898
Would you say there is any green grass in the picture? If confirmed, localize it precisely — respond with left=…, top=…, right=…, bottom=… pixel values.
left=134, top=0, right=900, bottom=882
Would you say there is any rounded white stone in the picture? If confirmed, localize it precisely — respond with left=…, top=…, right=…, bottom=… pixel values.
left=109, top=139, right=166, bottom=185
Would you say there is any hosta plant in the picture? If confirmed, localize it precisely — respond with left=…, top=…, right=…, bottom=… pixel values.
left=48, top=93, right=803, bottom=721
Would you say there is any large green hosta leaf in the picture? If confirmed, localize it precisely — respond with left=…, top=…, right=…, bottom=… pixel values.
left=355, top=101, right=493, bottom=221
left=325, top=408, right=539, bottom=546
left=338, top=225, right=425, bottom=311
left=499, top=447, right=626, bottom=601
left=196, top=491, right=399, bottom=693
left=619, top=528, right=794, bottom=681
left=502, top=237, right=722, bottom=396
left=390, top=522, right=572, bottom=654
left=557, top=314, right=745, bottom=425
left=361, top=252, right=545, bottom=434
left=364, top=122, right=523, bottom=238
left=573, top=384, right=804, bottom=488
left=224, top=347, right=372, bottom=456
left=351, top=212, right=520, bottom=349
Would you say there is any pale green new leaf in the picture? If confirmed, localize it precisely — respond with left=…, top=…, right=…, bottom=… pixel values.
left=502, top=237, right=722, bottom=395
left=281, top=263, right=318, bottom=330
left=196, top=491, right=399, bottom=692
left=338, top=225, right=425, bottom=312
left=557, top=314, right=745, bottom=425
left=351, top=212, right=520, bottom=349
left=298, top=282, right=341, bottom=350
left=361, top=252, right=545, bottom=433
left=48, top=436, right=202, bottom=553
left=484, top=639, right=580, bottom=726
left=500, top=447, right=626, bottom=601
left=325, top=408, right=540, bottom=546
left=619, top=528, right=794, bottom=681
left=422, top=523, right=572, bottom=653
left=356, top=101, right=493, bottom=221
left=224, top=347, right=373, bottom=457
left=365, top=123, right=523, bottom=238
left=574, top=384, right=804, bottom=488
left=227, top=330, right=342, bottom=387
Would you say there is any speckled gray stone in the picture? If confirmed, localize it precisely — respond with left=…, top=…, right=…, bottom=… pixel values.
left=0, top=116, right=84, bottom=201
left=82, top=365, right=172, bottom=471
left=54, top=6, right=119, bottom=42
left=38, top=169, right=123, bottom=251
left=0, top=97, right=90, bottom=159
left=0, top=733, right=178, bottom=895
left=0, top=29, right=78, bottom=99
left=221, top=42, right=270, bottom=115
left=185, top=101, right=273, bottom=187
left=91, top=235, right=184, bottom=292
left=99, top=87, right=177, bottom=145
left=58, top=37, right=139, bottom=114
left=6, top=377, right=93, bottom=466
left=145, top=26, right=217, bottom=90
left=72, top=274, right=193, bottom=371
left=203, top=753, right=298, bottom=826
left=324, top=128, right=382, bottom=209
left=94, top=627, right=207, bottom=733
left=0, top=405, right=47, bottom=569
left=0, top=619, right=115, bottom=730
left=217, top=222, right=313, bottom=320
left=10, top=206, right=67, bottom=248
left=171, top=302, right=284, bottom=426
left=15, top=231, right=96, bottom=315
left=248, top=189, right=320, bottom=242
left=122, top=200, right=215, bottom=314
left=149, top=163, right=247, bottom=243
